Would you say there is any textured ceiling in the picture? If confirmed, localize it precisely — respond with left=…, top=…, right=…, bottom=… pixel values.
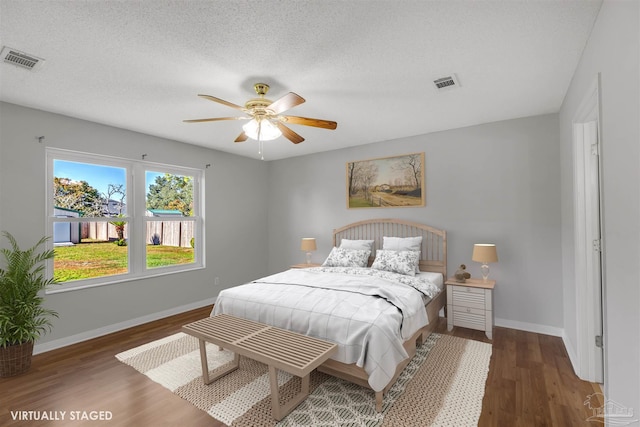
left=0, top=0, right=602, bottom=160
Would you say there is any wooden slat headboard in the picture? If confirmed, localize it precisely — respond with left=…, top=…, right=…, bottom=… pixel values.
left=332, top=218, right=447, bottom=278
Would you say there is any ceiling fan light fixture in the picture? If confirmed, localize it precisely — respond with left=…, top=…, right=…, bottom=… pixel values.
left=242, top=118, right=281, bottom=141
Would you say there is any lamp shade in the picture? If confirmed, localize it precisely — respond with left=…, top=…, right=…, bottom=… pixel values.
left=472, top=244, right=498, bottom=263
left=242, top=118, right=282, bottom=141
left=300, top=238, right=317, bottom=252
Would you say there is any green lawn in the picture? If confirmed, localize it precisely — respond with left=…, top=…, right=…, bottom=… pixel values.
left=54, top=242, right=194, bottom=282
left=146, top=245, right=195, bottom=268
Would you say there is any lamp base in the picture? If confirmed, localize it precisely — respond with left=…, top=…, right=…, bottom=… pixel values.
left=306, top=252, right=312, bottom=264
left=481, top=263, right=490, bottom=283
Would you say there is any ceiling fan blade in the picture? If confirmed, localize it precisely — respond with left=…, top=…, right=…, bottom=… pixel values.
left=281, top=115, right=337, bottom=130
left=276, top=122, right=305, bottom=144
left=267, top=92, right=305, bottom=115
left=183, top=117, right=247, bottom=123
left=197, top=94, right=245, bottom=111
left=234, top=132, right=248, bottom=143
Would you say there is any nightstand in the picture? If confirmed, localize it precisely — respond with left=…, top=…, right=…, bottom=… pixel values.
left=290, top=263, right=321, bottom=269
left=446, top=278, right=495, bottom=339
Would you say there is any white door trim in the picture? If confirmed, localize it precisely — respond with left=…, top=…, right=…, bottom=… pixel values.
left=572, top=74, right=605, bottom=383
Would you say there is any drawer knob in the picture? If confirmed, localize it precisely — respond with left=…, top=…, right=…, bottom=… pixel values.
left=466, top=287, right=471, bottom=292
left=466, top=308, right=470, bottom=313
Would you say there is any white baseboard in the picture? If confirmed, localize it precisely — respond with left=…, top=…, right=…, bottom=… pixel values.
left=494, top=317, right=564, bottom=337
left=561, top=331, right=580, bottom=377
left=33, top=297, right=217, bottom=355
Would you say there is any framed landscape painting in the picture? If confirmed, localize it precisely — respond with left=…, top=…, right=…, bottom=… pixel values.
left=347, top=152, right=425, bottom=208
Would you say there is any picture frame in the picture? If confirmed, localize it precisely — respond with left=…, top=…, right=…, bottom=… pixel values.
left=346, top=152, right=425, bottom=208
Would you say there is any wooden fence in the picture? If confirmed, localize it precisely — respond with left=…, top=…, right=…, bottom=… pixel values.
left=82, top=221, right=194, bottom=248
left=146, top=221, right=194, bottom=248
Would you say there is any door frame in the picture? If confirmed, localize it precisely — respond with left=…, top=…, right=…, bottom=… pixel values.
left=572, top=74, right=605, bottom=383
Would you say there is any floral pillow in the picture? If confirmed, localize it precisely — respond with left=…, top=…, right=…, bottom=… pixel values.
left=371, top=249, right=420, bottom=276
left=322, top=247, right=371, bottom=268
left=382, top=236, right=423, bottom=273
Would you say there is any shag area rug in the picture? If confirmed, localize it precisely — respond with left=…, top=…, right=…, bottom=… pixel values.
left=116, top=332, right=492, bottom=426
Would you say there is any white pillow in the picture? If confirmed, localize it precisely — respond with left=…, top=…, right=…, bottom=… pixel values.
left=382, top=236, right=422, bottom=272
left=371, top=250, right=420, bottom=276
left=382, top=236, right=422, bottom=251
left=322, top=247, right=371, bottom=268
left=340, top=239, right=375, bottom=252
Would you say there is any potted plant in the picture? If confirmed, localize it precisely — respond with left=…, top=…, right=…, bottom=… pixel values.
left=0, top=232, right=58, bottom=377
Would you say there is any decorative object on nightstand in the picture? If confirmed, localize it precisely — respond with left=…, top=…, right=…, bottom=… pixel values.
left=454, top=264, right=471, bottom=283
left=446, top=277, right=496, bottom=339
left=300, top=238, right=317, bottom=265
left=472, top=244, right=498, bottom=283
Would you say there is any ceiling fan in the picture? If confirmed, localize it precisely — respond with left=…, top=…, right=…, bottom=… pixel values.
left=184, top=83, right=337, bottom=145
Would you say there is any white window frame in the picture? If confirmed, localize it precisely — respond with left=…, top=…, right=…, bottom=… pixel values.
left=45, top=148, right=205, bottom=293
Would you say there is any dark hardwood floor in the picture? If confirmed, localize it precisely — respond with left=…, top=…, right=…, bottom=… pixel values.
left=432, top=320, right=602, bottom=427
left=1, top=306, right=601, bottom=426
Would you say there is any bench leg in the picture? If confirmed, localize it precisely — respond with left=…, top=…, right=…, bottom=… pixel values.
left=375, top=391, right=383, bottom=412
left=268, top=366, right=310, bottom=421
left=198, top=339, right=239, bottom=385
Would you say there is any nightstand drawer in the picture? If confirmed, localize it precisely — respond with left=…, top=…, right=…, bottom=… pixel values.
left=450, top=286, right=486, bottom=310
left=452, top=305, right=485, bottom=316
left=451, top=309, right=486, bottom=331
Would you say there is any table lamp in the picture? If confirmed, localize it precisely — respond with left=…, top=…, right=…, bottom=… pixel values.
left=472, top=244, right=498, bottom=283
left=300, top=238, right=317, bottom=265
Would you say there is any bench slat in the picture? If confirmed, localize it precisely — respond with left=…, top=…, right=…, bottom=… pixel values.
left=238, top=338, right=318, bottom=368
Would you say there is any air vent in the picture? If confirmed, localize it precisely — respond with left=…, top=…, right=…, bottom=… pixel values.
left=1, top=47, right=44, bottom=71
left=433, top=74, right=460, bottom=91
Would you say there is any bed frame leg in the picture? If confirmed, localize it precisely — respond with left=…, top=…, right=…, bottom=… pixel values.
left=375, top=391, right=383, bottom=412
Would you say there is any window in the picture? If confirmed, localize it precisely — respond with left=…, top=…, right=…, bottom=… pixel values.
left=46, top=149, right=204, bottom=292
left=145, top=171, right=196, bottom=269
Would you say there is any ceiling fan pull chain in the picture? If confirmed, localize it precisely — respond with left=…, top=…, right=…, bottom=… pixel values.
left=257, top=121, right=264, bottom=160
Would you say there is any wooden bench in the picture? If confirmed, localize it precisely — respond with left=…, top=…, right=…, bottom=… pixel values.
left=182, top=314, right=338, bottom=421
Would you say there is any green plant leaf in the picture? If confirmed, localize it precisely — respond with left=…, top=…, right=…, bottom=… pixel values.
left=0, top=232, right=58, bottom=347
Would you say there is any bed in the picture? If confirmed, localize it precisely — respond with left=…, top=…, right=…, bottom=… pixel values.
left=211, top=218, right=447, bottom=411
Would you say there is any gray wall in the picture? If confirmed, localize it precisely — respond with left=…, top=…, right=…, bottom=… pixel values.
left=0, top=102, right=270, bottom=349
left=559, top=0, right=639, bottom=417
left=268, top=113, right=563, bottom=332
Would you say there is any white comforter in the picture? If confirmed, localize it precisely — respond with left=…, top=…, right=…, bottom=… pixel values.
left=211, top=266, right=441, bottom=392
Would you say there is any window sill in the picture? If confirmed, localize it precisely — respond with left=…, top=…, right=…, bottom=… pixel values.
left=45, top=264, right=206, bottom=294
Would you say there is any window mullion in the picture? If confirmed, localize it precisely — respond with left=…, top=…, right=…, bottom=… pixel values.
left=131, top=163, right=145, bottom=276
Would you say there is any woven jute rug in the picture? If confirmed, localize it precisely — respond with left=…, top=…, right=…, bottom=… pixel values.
left=116, top=331, right=492, bottom=426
